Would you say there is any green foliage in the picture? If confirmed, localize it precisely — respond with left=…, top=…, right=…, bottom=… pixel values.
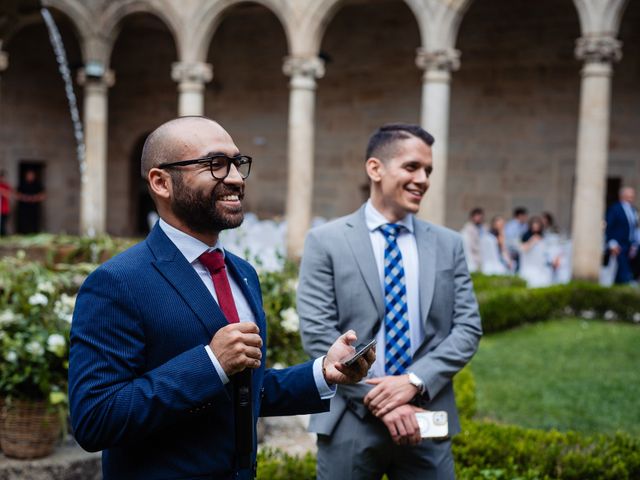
left=0, top=233, right=136, bottom=265
left=471, top=273, right=527, bottom=293
left=453, top=366, right=477, bottom=420
left=259, top=260, right=308, bottom=367
left=478, top=282, right=640, bottom=333
left=471, top=319, right=640, bottom=436
left=453, top=421, right=640, bottom=480
left=257, top=448, right=316, bottom=480
left=0, top=256, right=92, bottom=407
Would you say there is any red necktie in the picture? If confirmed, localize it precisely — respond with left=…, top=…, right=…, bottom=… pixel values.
left=199, top=250, right=240, bottom=323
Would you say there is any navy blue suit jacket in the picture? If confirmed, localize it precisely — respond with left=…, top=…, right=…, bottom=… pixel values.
left=69, top=224, right=328, bottom=479
left=606, top=201, right=637, bottom=250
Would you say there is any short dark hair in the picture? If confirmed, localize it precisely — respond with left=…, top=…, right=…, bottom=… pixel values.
left=470, top=207, right=484, bottom=217
left=513, top=207, right=528, bottom=217
left=366, top=123, right=434, bottom=161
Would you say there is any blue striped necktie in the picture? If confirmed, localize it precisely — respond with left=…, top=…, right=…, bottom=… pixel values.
left=379, top=223, right=412, bottom=375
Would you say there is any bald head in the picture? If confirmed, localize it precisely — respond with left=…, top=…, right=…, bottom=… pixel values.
left=140, top=116, right=227, bottom=180
left=620, top=186, right=636, bottom=204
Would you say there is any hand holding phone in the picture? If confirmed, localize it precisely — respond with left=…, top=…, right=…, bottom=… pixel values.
left=342, top=339, right=376, bottom=367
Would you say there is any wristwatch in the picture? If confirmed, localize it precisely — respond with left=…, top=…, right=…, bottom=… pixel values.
left=408, top=372, right=425, bottom=395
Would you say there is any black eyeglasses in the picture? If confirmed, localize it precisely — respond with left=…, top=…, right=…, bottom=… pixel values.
left=157, top=154, right=252, bottom=180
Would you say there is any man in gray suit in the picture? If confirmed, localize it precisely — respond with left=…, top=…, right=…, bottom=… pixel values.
left=298, top=124, right=482, bottom=479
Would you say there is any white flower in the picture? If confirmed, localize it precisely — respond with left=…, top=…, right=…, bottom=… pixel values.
left=47, top=334, right=66, bottom=357
left=280, top=307, right=299, bottom=333
left=633, top=313, right=640, bottom=324
left=37, top=281, right=56, bottom=294
left=286, top=278, right=299, bottom=292
left=580, top=310, right=595, bottom=320
left=603, top=310, right=617, bottom=321
left=0, top=309, right=16, bottom=325
left=6, top=351, right=17, bottom=363
left=25, top=341, right=45, bottom=357
left=54, top=293, right=76, bottom=323
left=28, top=292, right=48, bottom=306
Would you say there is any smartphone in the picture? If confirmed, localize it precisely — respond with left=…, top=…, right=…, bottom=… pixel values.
left=415, top=410, right=449, bottom=438
left=342, top=339, right=376, bottom=367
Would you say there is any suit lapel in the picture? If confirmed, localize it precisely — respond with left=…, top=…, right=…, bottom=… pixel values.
left=415, top=219, right=436, bottom=327
left=345, top=207, right=385, bottom=319
left=146, top=225, right=229, bottom=337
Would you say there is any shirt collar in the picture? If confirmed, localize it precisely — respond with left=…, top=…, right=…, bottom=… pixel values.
left=364, top=199, right=414, bottom=234
left=158, top=218, right=224, bottom=264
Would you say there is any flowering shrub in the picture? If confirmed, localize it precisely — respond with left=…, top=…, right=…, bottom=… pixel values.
left=259, top=260, right=307, bottom=367
left=0, top=254, right=91, bottom=407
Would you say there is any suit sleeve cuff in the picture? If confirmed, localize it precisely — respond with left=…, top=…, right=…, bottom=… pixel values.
left=204, top=345, right=229, bottom=384
left=313, top=356, right=336, bottom=400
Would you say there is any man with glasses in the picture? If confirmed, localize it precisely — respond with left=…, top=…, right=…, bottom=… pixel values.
left=69, top=116, right=374, bottom=480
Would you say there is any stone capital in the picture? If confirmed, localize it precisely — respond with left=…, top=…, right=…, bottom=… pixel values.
left=282, top=56, right=325, bottom=80
left=77, top=67, right=116, bottom=88
left=415, top=48, right=461, bottom=73
left=575, top=35, right=622, bottom=64
left=171, top=62, right=213, bottom=85
left=0, top=50, right=7, bottom=72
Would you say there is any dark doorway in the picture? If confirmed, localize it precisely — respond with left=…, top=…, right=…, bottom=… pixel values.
left=606, top=177, right=622, bottom=210
left=16, top=160, right=46, bottom=234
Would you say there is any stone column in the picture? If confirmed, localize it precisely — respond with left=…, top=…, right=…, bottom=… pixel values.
left=77, top=67, right=115, bottom=236
left=171, top=62, right=213, bottom=116
left=282, top=56, right=325, bottom=259
left=570, top=35, right=622, bottom=281
left=415, top=48, right=460, bottom=226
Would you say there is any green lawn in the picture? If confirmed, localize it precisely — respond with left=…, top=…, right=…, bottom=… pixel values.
left=471, top=318, right=640, bottom=436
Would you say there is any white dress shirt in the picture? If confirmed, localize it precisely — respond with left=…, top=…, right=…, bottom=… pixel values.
left=364, top=201, right=425, bottom=379
left=159, top=219, right=334, bottom=399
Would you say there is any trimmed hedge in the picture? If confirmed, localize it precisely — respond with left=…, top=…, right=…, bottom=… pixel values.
left=478, top=282, right=640, bottom=333
left=454, top=421, right=640, bottom=480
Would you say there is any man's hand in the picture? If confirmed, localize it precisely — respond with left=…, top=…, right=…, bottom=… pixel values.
left=322, top=330, right=375, bottom=385
left=210, top=322, right=263, bottom=376
left=364, top=375, right=420, bottom=418
left=381, top=404, right=423, bottom=446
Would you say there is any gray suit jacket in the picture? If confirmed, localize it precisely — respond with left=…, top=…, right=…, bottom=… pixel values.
left=298, top=204, right=482, bottom=437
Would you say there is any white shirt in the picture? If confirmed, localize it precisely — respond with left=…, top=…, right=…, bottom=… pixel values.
left=159, top=219, right=334, bottom=399
left=364, top=201, right=425, bottom=379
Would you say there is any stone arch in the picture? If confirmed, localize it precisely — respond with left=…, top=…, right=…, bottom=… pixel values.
left=39, top=0, right=92, bottom=59
left=106, top=10, right=178, bottom=235
left=302, top=0, right=424, bottom=55
left=188, top=0, right=292, bottom=63
left=101, top=0, right=182, bottom=64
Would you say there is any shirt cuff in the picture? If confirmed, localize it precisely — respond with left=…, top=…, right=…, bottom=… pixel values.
left=608, top=239, right=620, bottom=250
left=313, top=356, right=336, bottom=400
left=204, top=345, right=229, bottom=384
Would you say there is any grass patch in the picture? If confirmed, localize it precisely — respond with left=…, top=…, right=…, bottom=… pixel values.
left=471, top=318, right=640, bottom=436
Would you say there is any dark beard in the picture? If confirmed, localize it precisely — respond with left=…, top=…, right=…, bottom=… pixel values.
left=170, top=173, right=244, bottom=234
